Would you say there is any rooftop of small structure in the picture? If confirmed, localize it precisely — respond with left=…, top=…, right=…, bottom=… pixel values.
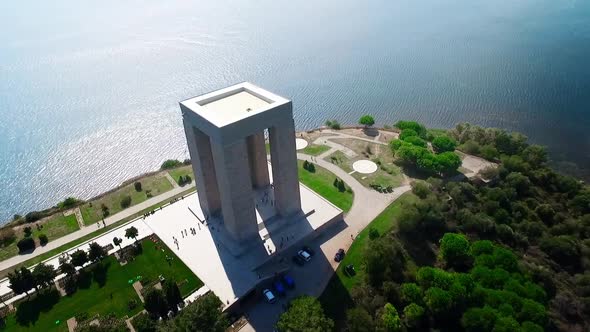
left=180, top=82, right=290, bottom=127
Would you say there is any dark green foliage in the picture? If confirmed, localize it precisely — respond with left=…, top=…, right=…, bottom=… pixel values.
left=364, top=237, right=405, bottom=286
left=38, top=233, right=48, bottom=246
left=461, top=306, right=498, bottom=332
left=160, top=292, right=227, bottom=332
left=345, top=307, right=374, bottom=332
left=521, top=321, right=544, bottom=332
left=395, top=121, right=427, bottom=139
left=23, top=226, right=32, bottom=237
left=113, top=236, right=122, bottom=249
left=399, top=129, right=418, bottom=140
left=163, top=280, right=183, bottom=312
left=518, top=299, right=546, bottom=326
left=17, top=237, right=35, bottom=252
left=100, top=203, right=110, bottom=218
left=277, top=296, right=334, bottom=332
left=88, top=242, right=106, bottom=262
left=432, top=135, right=457, bottom=153
left=400, top=283, right=422, bottom=305
left=71, top=249, right=88, bottom=267
left=125, top=226, right=139, bottom=242
left=303, top=160, right=316, bottom=173
left=25, top=211, right=47, bottom=223
left=32, top=263, right=56, bottom=289
left=359, top=115, right=375, bottom=127
left=8, top=267, right=35, bottom=296
left=134, top=181, right=142, bottom=192
left=404, top=135, right=427, bottom=148
left=131, top=312, right=156, bottom=332
left=120, top=195, right=132, bottom=209
left=58, top=197, right=81, bottom=209
left=403, top=303, right=425, bottom=328
left=380, top=303, right=402, bottom=331
left=470, top=240, right=494, bottom=256
left=178, top=175, right=192, bottom=186
left=144, top=288, right=168, bottom=318
left=424, top=287, right=453, bottom=316
left=325, top=119, right=341, bottom=130
left=439, top=233, right=471, bottom=269
left=540, top=235, right=580, bottom=271
left=411, top=181, right=430, bottom=199
left=160, top=159, right=182, bottom=170
left=368, top=228, right=379, bottom=240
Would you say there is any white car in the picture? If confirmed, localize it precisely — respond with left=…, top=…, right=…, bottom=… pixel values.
left=263, top=289, right=276, bottom=304
left=298, top=249, right=312, bottom=262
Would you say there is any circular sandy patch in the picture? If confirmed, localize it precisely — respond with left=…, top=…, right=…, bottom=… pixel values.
left=295, top=138, right=308, bottom=150
left=353, top=160, right=378, bottom=174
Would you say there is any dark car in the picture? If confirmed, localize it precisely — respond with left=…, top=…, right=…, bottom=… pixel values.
left=282, top=275, right=295, bottom=288
left=302, top=246, right=315, bottom=257
left=292, top=254, right=305, bottom=266
left=334, top=248, right=345, bottom=262
left=344, top=264, right=356, bottom=277
left=273, top=280, right=286, bottom=296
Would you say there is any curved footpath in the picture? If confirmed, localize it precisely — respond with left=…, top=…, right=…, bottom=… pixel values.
left=242, top=150, right=410, bottom=332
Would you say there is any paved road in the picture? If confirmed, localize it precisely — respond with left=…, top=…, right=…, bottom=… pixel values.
left=241, top=151, right=411, bottom=332
left=0, top=183, right=195, bottom=273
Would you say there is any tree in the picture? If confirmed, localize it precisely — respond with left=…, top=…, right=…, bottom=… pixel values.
left=277, top=296, right=334, bottom=332
left=411, top=181, right=430, bottom=199
left=113, top=237, right=123, bottom=250
left=424, top=287, right=452, bottom=316
left=399, top=129, right=418, bottom=141
left=380, top=303, right=401, bottom=332
left=461, top=306, right=498, bottom=332
left=403, top=136, right=427, bottom=148
left=131, top=312, right=156, bottom=332
left=88, top=242, right=107, bottom=262
left=125, top=226, right=139, bottom=243
left=439, top=233, right=471, bottom=269
left=394, top=121, right=427, bottom=138
left=518, top=299, right=546, bottom=326
left=144, top=288, right=168, bottom=318
left=163, top=280, right=183, bottom=313
left=32, top=263, right=57, bottom=289
left=120, top=195, right=132, bottom=209
left=160, top=292, right=227, bottom=332
left=403, top=303, right=425, bottom=328
left=539, top=235, right=580, bottom=270
left=134, top=181, right=142, bottom=192
left=365, top=237, right=405, bottom=286
left=432, top=135, right=457, bottom=153
left=400, top=283, right=422, bottom=305
left=101, top=204, right=110, bottom=218
left=71, top=249, right=88, bottom=268
left=16, top=237, right=35, bottom=253
left=345, top=307, right=374, bottom=332
left=337, top=179, right=346, bottom=192
left=161, top=159, right=182, bottom=170
left=359, top=115, right=375, bottom=128
left=59, top=260, right=76, bottom=278
left=8, top=267, right=34, bottom=297
left=436, top=152, right=462, bottom=175
left=38, top=233, right=48, bottom=246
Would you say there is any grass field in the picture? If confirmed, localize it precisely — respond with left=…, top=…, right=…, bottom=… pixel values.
left=0, top=188, right=196, bottom=280
left=0, top=214, right=79, bottom=261
left=80, top=175, right=173, bottom=225
left=168, top=166, right=194, bottom=185
left=301, top=144, right=330, bottom=156
left=2, top=237, right=202, bottom=332
left=319, top=192, right=418, bottom=320
left=297, top=160, right=353, bottom=212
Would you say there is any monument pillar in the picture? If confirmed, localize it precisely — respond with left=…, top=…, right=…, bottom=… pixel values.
left=183, top=120, right=221, bottom=218
left=246, top=132, right=270, bottom=188
left=211, top=139, right=259, bottom=242
left=269, top=118, right=301, bottom=217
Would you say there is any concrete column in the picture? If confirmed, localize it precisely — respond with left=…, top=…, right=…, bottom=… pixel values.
left=246, top=132, right=270, bottom=189
left=183, top=119, right=221, bottom=218
left=269, top=119, right=301, bottom=217
left=211, top=139, right=258, bottom=242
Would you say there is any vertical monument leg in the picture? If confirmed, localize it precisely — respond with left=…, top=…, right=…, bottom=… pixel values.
left=269, top=118, right=302, bottom=217
left=246, top=132, right=270, bottom=188
left=211, top=139, right=259, bottom=242
left=183, top=120, right=221, bottom=218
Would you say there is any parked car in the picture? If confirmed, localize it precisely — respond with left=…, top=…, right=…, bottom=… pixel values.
left=273, top=280, right=286, bottom=296
left=334, top=248, right=345, bottom=262
left=263, top=289, right=276, bottom=304
left=302, top=246, right=315, bottom=257
left=282, top=274, right=295, bottom=288
left=344, top=264, right=356, bottom=277
left=292, top=255, right=305, bottom=266
left=298, top=249, right=312, bottom=262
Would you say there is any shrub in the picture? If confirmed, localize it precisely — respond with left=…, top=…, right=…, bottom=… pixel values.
left=38, top=233, right=48, bottom=246
left=359, top=115, right=375, bottom=127
left=23, top=226, right=32, bottom=237
left=120, top=195, right=132, bottom=209
left=399, top=129, right=418, bottom=140
left=403, top=303, right=425, bottom=328
left=160, top=159, right=182, bottom=170
left=101, top=203, right=110, bottom=217
left=404, top=135, right=427, bottom=148
left=440, top=233, right=472, bottom=269
left=25, top=211, right=45, bottom=223
left=368, top=228, right=379, bottom=240
left=134, top=181, right=142, bottom=192
left=325, top=120, right=341, bottom=130
left=58, top=197, right=81, bottom=209
left=0, top=228, right=16, bottom=246
left=411, top=181, right=430, bottom=199
left=17, top=237, right=35, bottom=252
left=400, top=283, right=422, bottom=305
left=394, top=121, right=427, bottom=138
left=128, top=299, right=138, bottom=311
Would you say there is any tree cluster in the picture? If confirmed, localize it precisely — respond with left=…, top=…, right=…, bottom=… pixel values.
left=160, top=159, right=183, bottom=170
left=178, top=175, right=192, bottom=186
left=333, top=178, right=346, bottom=192
left=302, top=160, right=316, bottom=173
left=325, top=119, right=341, bottom=130
left=390, top=121, right=461, bottom=176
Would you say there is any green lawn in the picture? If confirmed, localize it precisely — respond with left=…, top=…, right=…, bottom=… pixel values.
left=319, top=192, right=418, bottom=320
left=0, top=188, right=196, bottom=280
left=168, top=166, right=194, bottom=185
left=297, top=160, right=353, bottom=212
left=80, top=175, right=173, bottom=225
left=2, top=238, right=202, bottom=332
left=301, top=144, right=330, bottom=156
left=0, top=214, right=79, bottom=261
